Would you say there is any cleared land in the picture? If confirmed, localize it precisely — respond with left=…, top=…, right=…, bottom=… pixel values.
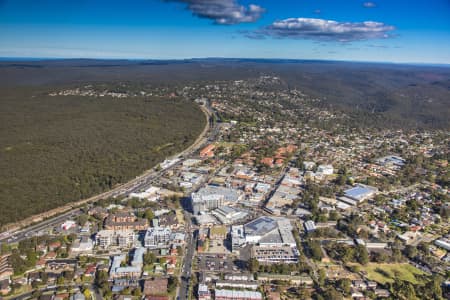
left=360, top=263, right=427, bottom=285
left=0, top=87, right=205, bottom=225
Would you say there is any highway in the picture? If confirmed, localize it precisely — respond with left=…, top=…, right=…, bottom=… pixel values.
left=0, top=209, right=82, bottom=244
left=0, top=102, right=217, bottom=245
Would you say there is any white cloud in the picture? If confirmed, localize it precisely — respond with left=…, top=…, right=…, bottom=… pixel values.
left=363, top=2, right=377, bottom=8
left=248, top=18, right=395, bottom=42
left=169, top=0, right=265, bottom=25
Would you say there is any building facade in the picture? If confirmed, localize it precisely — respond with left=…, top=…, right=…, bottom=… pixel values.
left=144, top=227, right=172, bottom=248
left=96, top=230, right=135, bottom=248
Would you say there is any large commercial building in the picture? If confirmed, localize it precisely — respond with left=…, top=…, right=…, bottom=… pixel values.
left=343, top=185, right=378, bottom=203
left=244, top=217, right=296, bottom=247
left=265, top=168, right=303, bottom=211
left=211, top=206, right=248, bottom=224
left=191, top=186, right=241, bottom=215
left=231, top=217, right=297, bottom=255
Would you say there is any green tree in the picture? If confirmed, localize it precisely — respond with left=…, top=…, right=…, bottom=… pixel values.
left=168, top=276, right=179, bottom=293
left=336, top=173, right=348, bottom=186
left=78, top=214, right=89, bottom=226
left=402, top=282, right=417, bottom=300
left=423, top=275, right=444, bottom=300
left=144, top=209, right=155, bottom=222
left=1, top=243, right=10, bottom=255
left=307, top=239, right=323, bottom=261
left=329, top=210, right=340, bottom=221
left=318, top=268, right=326, bottom=286
left=404, top=245, right=418, bottom=259
left=95, top=270, right=109, bottom=295
left=249, top=258, right=259, bottom=273
left=144, top=251, right=156, bottom=265
left=132, top=288, right=142, bottom=297
left=83, top=288, right=92, bottom=300
left=324, top=286, right=343, bottom=300
left=356, top=245, right=369, bottom=265
left=338, top=278, right=351, bottom=296
left=41, top=272, right=48, bottom=284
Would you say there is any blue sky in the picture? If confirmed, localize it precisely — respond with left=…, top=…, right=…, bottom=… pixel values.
left=0, top=0, right=449, bottom=64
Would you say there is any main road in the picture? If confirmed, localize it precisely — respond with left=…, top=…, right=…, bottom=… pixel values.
left=0, top=102, right=217, bottom=244
left=177, top=211, right=196, bottom=300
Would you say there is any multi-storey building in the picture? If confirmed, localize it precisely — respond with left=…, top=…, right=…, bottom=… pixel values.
left=231, top=225, right=246, bottom=252
left=191, top=186, right=240, bottom=215
left=104, top=212, right=148, bottom=231
left=0, top=254, right=13, bottom=281
left=95, top=230, right=135, bottom=249
left=109, top=254, right=141, bottom=280
left=144, top=227, right=172, bottom=248
left=198, top=284, right=211, bottom=300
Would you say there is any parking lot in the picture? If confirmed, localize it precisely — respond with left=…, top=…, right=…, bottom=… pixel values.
left=196, top=254, right=246, bottom=273
left=205, top=238, right=230, bottom=255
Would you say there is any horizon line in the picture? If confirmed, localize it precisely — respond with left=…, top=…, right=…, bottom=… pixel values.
left=0, top=56, right=449, bottom=68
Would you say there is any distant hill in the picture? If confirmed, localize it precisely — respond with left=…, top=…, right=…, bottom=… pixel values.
left=0, top=59, right=448, bottom=224
left=0, top=58, right=448, bottom=129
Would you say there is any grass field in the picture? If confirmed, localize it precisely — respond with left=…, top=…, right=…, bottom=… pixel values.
left=360, top=263, right=427, bottom=285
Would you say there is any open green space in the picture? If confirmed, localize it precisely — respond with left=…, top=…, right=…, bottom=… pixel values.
left=360, top=263, right=428, bottom=285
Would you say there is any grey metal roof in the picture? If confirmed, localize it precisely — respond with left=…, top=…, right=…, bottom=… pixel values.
left=244, top=216, right=277, bottom=236
left=344, top=185, right=376, bottom=201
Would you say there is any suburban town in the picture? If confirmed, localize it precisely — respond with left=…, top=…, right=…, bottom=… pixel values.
left=0, top=77, right=449, bottom=300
